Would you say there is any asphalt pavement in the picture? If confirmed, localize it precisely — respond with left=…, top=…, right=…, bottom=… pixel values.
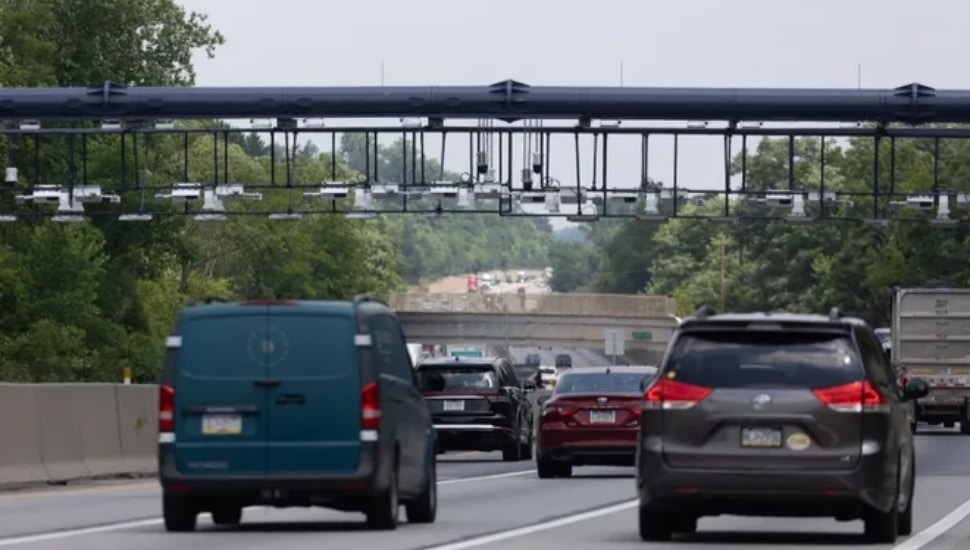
left=1, top=428, right=970, bottom=549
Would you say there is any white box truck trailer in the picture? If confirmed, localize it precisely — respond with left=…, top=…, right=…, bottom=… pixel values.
left=892, top=286, right=970, bottom=434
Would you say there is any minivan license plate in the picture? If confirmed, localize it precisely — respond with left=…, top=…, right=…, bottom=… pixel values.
left=740, top=427, right=782, bottom=448
left=443, top=400, right=464, bottom=412
left=202, top=414, right=242, bottom=435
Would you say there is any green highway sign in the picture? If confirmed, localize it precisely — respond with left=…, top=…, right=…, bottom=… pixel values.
left=632, top=331, right=653, bottom=341
left=450, top=349, right=484, bottom=357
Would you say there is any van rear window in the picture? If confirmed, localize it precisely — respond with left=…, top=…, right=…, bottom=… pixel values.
left=665, top=331, right=863, bottom=390
left=555, top=372, right=646, bottom=394
left=179, top=313, right=355, bottom=378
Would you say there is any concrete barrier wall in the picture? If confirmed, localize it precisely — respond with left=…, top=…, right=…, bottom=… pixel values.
left=0, top=383, right=158, bottom=489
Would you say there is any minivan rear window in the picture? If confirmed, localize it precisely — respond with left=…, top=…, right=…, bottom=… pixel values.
left=179, top=313, right=356, bottom=378
left=665, top=331, right=863, bottom=390
left=416, top=366, right=498, bottom=392
left=555, top=371, right=647, bottom=394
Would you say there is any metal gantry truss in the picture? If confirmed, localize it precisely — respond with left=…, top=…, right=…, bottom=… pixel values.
left=2, top=80, right=970, bottom=223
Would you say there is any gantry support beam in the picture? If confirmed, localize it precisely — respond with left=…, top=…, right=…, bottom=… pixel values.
left=0, top=80, right=958, bottom=123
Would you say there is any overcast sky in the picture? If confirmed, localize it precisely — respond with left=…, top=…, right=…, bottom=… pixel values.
left=178, top=0, right=970, bottom=227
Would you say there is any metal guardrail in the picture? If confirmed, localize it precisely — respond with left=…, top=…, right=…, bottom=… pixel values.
left=389, top=292, right=676, bottom=318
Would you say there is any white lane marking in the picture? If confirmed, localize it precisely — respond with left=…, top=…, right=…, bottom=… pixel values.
left=893, top=497, right=970, bottom=550
left=0, top=519, right=164, bottom=547
left=0, top=470, right=536, bottom=546
left=438, top=470, right=533, bottom=485
left=423, top=499, right=639, bottom=550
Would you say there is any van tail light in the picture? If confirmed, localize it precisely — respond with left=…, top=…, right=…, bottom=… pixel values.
left=812, top=380, right=888, bottom=413
left=542, top=406, right=576, bottom=422
left=361, top=382, right=382, bottom=430
left=644, top=379, right=712, bottom=410
left=159, top=384, right=175, bottom=432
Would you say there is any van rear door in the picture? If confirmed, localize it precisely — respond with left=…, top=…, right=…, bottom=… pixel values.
left=265, top=306, right=362, bottom=475
left=174, top=307, right=269, bottom=477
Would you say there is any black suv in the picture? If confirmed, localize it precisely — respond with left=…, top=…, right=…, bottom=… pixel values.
left=555, top=354, right=572, bottom=368
left=636, top=307, right=929, bottom=543
left=416, top=356, right=536, bottom=462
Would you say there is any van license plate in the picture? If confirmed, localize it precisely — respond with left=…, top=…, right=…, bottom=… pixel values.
left=589, top=410, right=616, bottom=424
left=202, top=414, right=242, bottom=435
left=443, top=400, right=464, bottom=412
left=740, top=427, right=782, bottom=448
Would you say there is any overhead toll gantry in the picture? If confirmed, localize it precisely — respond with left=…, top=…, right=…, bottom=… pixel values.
left=0, top=79, right=969, bottom=224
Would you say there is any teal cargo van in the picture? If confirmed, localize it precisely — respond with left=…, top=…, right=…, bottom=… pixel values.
left=157, top=296, right=437, bottom=532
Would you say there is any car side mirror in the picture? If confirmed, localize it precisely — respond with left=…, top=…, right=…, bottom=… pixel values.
left=523, top=380, right=537, bottom=392
left=902, top=377, right=929, bottom=401
left=537, top=395, right=551, bottom=407
left=883, top=348, right=892, bottom=363
left=639, top=377, right=654, bottom=393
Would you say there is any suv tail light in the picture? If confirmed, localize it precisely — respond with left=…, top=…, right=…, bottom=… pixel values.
left=159, top=384, right=175, bottom=432
left=644, top=378, right=712, bottom=410
left=361, top=382, right=381, bottom=430
left=812, top=380, right=888, bottom=413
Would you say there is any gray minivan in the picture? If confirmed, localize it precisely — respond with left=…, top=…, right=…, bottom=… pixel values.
left=636, top=308, right=929, bottom=543
left=157, top=295, right=437, bottom=532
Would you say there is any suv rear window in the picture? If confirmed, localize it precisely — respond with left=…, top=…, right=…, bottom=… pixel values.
left=416, top=366, right=499, bottom=392
left=555, top=371, right=646, bottom=394
left=665, top=331, right=863, bottom=390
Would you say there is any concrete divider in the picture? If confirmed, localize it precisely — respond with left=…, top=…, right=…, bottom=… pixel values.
left=0, top=383, right=159, bottom=489
left=115, top=384, right=158, bottom=475
left=0, top=384, right=46, bottom=485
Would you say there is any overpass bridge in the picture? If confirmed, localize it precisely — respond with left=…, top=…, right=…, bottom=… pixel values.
left=390, top=292, right=679, bottom=362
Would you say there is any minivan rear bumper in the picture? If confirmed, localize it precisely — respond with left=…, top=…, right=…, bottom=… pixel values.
left=157, top=441, right=391, bottom=497
left=637, top=442, right=896, bottom=517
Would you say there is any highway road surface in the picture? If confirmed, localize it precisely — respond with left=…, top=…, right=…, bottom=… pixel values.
left=1, top=429, right=970, bottom=549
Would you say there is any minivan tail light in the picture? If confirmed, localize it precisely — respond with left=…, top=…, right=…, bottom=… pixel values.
left=644, top=379, right=712, bottom=410
left=159, top=384, right=175, bottom=432
left=812, top=380, right=888, bottom=413
left=361, top=382, right=381, bottom=429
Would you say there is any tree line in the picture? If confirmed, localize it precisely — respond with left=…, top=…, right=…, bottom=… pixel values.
left=0, top=0, right=551, bottom=383
left=549, top=134, right=970, bottom=327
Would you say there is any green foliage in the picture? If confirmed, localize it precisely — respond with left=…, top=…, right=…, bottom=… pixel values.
left=583, top=133, right=970, bottom=325
left=0, top=0, right=552, bottom=383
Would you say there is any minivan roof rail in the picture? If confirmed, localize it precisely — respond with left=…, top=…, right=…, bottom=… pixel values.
left=188, top=296, right=228, bottom=307
left=353, top=293, right=387, bottom=306
left=695, top=305, right=716, bottom=319
left=828, top=307, right=842, bottom=321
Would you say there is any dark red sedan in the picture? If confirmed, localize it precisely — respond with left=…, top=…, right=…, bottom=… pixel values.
left=536, top=366, right=657, bottom=478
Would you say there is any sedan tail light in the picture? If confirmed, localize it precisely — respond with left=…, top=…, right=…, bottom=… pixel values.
left=812, top=380, right=888, bottom=413
left=542, top=406, right=576, bottom=422
left=644, top=378, right=712, bottom=410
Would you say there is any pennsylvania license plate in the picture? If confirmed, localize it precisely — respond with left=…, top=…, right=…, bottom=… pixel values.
left=589, top=410, right=616, bottom=424
left=442, top=400, right=465, bottom=412
left=201, top=414, right=242, bottom=435
left=740, top=427, right=782, bottom=448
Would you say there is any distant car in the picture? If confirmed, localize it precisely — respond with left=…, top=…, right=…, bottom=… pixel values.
left=525, top=354, right=542, bottom=367
left=875, top=327, right=891, bottom=352
left=538, top=365, right=560, bottom=388
left=636, top=308, right=929, bottom=543
left=555, top=354, right=572, bottom=368
left=158, top=297, right=437, bottom=532
left=537, top=366, right=656, bottom=478
left=416, top=356, right=536, bottom=462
